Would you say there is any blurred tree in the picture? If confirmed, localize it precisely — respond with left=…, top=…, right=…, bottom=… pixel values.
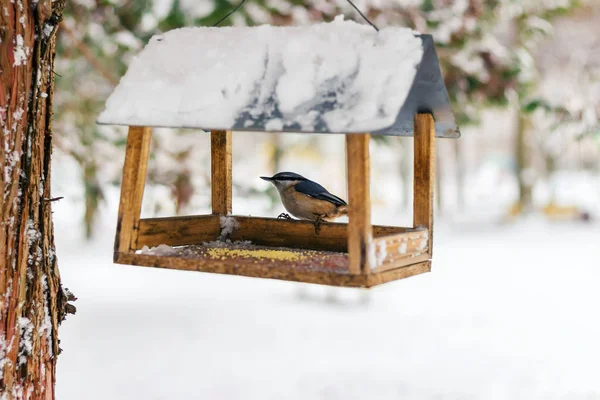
left=250, top=0, right=586, bottom=213
left=525, top=3, right=600, bottom=215
left=1, top=1, right=75, bottom=398
left=53, top=0, right=595, bottom=235
left=372, top=0, right=584, bottom=214
left=55, top=1, right=211, bottom=236
left=509, top=2, right=587, bottom=213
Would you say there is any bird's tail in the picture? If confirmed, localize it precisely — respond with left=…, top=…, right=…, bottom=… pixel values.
left=336, top=205, right=348, bottom=216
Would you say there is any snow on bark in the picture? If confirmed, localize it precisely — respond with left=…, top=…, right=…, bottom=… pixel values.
left=12, top=35, right=29, bottom=66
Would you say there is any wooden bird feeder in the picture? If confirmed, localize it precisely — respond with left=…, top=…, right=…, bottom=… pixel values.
left=98, top=20, right=460, bottom=288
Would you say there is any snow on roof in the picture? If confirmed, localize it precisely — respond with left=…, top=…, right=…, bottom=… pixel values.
left=97, top=17, right=425, bottom=133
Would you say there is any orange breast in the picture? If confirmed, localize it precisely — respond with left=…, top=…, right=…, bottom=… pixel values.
left=280, top=188, right=339, bottom=221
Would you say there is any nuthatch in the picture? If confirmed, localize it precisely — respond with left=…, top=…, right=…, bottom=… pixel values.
left=261, top=172, right=348, bottom=233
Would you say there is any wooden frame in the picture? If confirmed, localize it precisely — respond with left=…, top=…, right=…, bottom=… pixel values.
left=114, top=114, right=435, bottom=288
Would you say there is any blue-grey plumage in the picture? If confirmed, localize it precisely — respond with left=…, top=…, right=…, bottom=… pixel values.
left=294, top=180, right=347, bottom=208
left=260, top=172, right=348, bottom=223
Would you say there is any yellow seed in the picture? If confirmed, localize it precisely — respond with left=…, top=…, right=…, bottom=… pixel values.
left=206, top=247, right=306, bottom=261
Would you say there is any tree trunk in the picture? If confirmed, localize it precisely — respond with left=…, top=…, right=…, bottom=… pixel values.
left=397, top=139, right=411, bottom=210
left=1, top=1, right=74, bottom=399
left=515, top=110, right=533, bottom=212
left=453, top=138, right=464, bottom=213
left=435, top=145, right=442, bottom=216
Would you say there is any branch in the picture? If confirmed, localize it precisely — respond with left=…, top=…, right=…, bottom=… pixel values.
left=43, top=196, right=64, bottom=202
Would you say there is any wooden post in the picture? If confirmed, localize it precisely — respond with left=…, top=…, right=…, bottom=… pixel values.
left=211, top=130, right=233, bottom=215
left=413, top=113, right=435, bottom=257
left=114, top=126, right=152, bottom=257
left=346, top=133, right=373, bottom=274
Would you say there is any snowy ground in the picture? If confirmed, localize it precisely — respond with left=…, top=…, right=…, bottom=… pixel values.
left=52, top=190, right=600, bottom=400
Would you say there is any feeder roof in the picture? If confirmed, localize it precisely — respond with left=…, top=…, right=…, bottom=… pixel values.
left=97, top=17, right=459, bottom=138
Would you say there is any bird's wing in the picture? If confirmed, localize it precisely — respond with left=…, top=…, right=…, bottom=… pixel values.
left=294, top=180, right=347, bottom=207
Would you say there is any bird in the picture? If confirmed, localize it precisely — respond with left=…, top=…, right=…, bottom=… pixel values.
left=261, top=172, right=348, bottom=234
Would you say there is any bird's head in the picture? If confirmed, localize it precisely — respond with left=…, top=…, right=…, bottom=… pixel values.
left=260, top=172, right=307, bottom=191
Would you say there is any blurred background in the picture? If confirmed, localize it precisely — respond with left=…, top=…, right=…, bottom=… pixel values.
left=51, top=1, right=600, bottom=399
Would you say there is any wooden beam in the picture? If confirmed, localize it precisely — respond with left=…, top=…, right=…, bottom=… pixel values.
left=231, top=216, right=347, bottom=251
left=116, top=251, right=365, bottom=287
left=413, top=114, right=435, bottom=257
left=371, top=229, right=430, bottom=273
left=137, top=215, right=221, bottom=249
left=346, top=133, right=373, bottom=274
left=134, top=214, right=412, bottom=252
left=366, top=260, right=431, bottom=287
left=211, top=130, right=232, bottom=215
left=114, top=126, right=152, bottom=258
left=115, top=252, right=431, bottom=288
left=230, top=216, right=413, bottom=251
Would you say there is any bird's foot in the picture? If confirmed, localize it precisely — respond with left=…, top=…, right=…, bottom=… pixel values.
left=313, top=216, right=324, bottom=235
left=277, top=213, right=292, bottom=220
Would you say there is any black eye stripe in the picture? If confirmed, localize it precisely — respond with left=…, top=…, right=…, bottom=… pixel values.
left=274, top=177, right=306, bottom=181
left=270, top=172, right=309, bottom=181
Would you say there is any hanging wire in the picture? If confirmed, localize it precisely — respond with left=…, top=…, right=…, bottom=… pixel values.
left=212, top=0, right=379, bottom=31
left=213, top=0, right=248, bottom=27
left=345, top=0, right=379, bottom=31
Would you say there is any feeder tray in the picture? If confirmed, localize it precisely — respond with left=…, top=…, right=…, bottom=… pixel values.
left=99, top=20, right=460, bottom=288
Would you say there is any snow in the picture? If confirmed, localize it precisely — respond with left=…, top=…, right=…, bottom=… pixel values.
left=113, top=31, right=141, bottom=50
left=12, top=34, right=28, bottom=66
left=152, top=0, right=175, bottom=20
left=139, top=244, right=174, bottom=255
left=42, top=23, right=54, bottom=38
left=53, top=197, right=600, bottom=399
left=26, top=219, right=38, bottom=246
left=416, top=236, right=427, bottom=252
left=38, top=276, right=52, bottom=346
left=203, top=239, right=253, bottom=248
left=97, top=18, right=423, bottom=133
left=17, top=317, right=33, bottom=366
left=375, top=240, right=387, bottom=266
left=0, top=336, right=8, bottom=381
left=398, top=242, right=408, bottom=254
left=12, top=107, right=24, bottom=121
left=219, top=215, right=239, bottom=239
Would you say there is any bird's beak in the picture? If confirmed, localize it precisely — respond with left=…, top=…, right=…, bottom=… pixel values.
left=260, top=176, right=273, bottom=181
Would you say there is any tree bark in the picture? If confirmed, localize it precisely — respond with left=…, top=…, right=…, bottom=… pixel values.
left=1, top=1, right=74, bottom=399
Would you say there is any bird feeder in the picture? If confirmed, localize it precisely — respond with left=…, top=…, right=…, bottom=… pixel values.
left=97, top=19, right=460, bottom=288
